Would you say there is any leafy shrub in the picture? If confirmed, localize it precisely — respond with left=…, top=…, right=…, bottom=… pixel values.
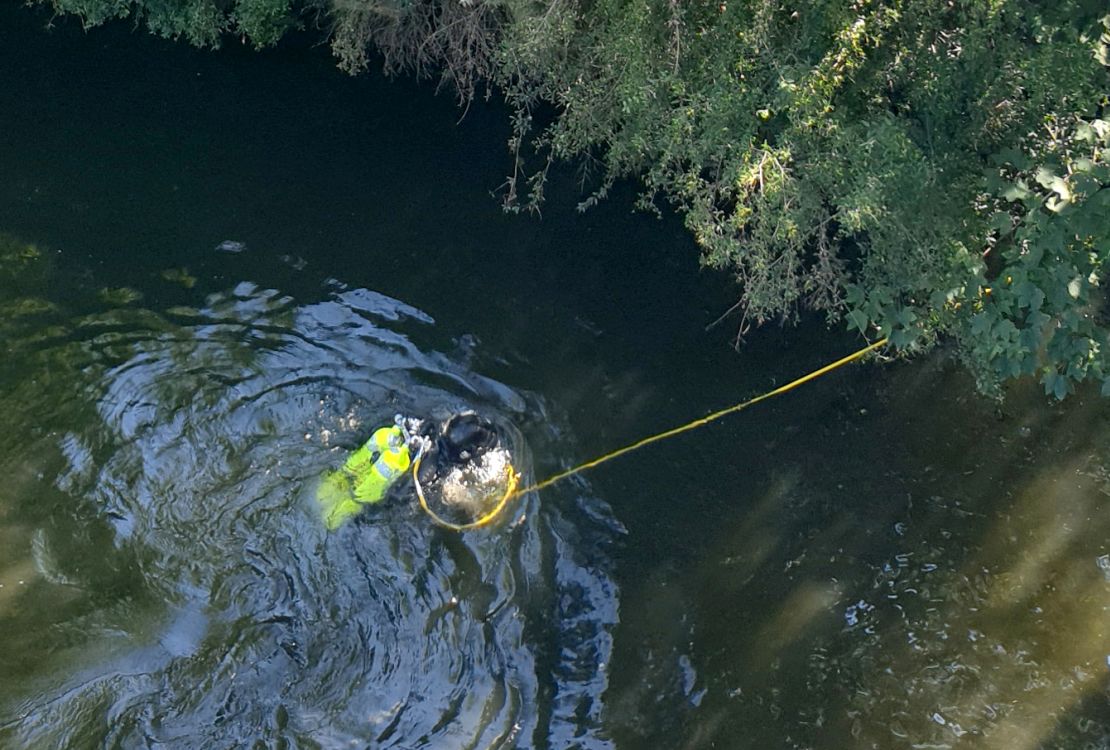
left=31, top=0, right=1110, bottom=396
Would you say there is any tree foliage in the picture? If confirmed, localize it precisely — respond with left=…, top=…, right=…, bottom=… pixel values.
left=31, top=0, right=1110, bottom=396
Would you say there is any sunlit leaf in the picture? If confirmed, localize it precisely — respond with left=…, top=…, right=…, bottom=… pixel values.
left=1001, top=181, right=1032, bottom=203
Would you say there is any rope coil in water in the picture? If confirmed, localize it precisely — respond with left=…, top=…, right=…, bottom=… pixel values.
left=414, top=337, right=888, bottom=530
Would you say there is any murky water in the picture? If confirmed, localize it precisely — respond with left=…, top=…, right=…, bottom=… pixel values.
left=0, top=238, right=623, bottom=747
left=1, top=6, right=1108, bottom=749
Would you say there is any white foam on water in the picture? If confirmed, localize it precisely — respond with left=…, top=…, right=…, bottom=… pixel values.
left=438, top=447, right=514, bottom=519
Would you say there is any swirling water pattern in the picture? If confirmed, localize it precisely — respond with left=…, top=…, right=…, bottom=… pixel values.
left=0, top=278, right=619, bottom=749
left=2, top=8, right=1108, bottom=746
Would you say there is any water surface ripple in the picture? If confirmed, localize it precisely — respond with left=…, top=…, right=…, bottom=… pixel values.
left=0, top=278, right=619, bottom=749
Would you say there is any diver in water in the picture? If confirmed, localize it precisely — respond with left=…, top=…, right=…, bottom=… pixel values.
left=315, top=412, right=501, bottom=529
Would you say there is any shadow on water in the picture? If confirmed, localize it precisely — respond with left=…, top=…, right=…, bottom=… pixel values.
left=604, top=352, right=1110, bottom=749
left=0, top=237, right=620, bottom=748
left=1, top=5, right=1109, bottom=748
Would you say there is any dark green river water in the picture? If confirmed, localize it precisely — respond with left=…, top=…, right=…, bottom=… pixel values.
left=1, top=6, right=1109, bottom=749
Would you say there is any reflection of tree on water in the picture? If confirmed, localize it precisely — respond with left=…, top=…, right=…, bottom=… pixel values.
left=0, top=238, right=620, bottom=748
left=7, top=220, right=1107, bottom=748
left=823, top=359, right=1110, bottom=750
left=607, top=353, right=1110, bottom=749
left=0, top=233, right=151, bottom=696
left=0, top=234, right=62, bottom=354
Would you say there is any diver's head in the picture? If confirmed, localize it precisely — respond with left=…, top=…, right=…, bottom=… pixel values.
left=441, top=413, right=498, bottom=464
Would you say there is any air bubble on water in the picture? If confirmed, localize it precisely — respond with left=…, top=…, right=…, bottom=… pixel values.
left=1096, top=554, right=1110, bottom=581
left=214, top=240, right=246, bottom=253
left=844, top=600, right=873, bottom=627
left=678, top=654, right=698, bottom=699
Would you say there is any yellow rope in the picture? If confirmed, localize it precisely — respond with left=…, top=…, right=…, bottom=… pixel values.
left=414, top=337, right=887, bottom=530
left=516, top=337, right=889, bottom=496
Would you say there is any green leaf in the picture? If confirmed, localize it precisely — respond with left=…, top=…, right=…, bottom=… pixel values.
left=1046, top=196, right=1071, bottom=213
left=1066, top=361, right=1087, bottom=382
left=894, top=307, right=917, bottom=327
left=890, top=329, right=915, bottom=348
left=846, top=309, right=870, bottom=333
left=1043, top=371, right=1069, bottom=400
left=1034, top=166, right=1058, bottom=189
left=1090, top=119, right=1110, bottom=143
left=984, top=170, right=1006, bottom=193
left=1054, top=375, right=1069, bottom=400
left=1038, top=223, right=1066, bottom=255
left=993, top=147, right=1030, bottom=170
left=1001, top=181, right=1032, bottom=203
left=995, top=319, right=1018, bottom=341
left=844, top=284, right=865, bottom=307
left=1027, top=310, right=1052, bottom=331
left=1070, top=173, right=1101, bottom=196
left=988, top=211, right=1012, bottom=234
left=1015, top=281, right=1044, bottom=311
left=929, top=289, right=950, bottom=309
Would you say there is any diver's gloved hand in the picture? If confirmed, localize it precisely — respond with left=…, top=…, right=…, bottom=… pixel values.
left=407, top=434, right=431, bottom=458
left=416, top=452, right=440, bottom=486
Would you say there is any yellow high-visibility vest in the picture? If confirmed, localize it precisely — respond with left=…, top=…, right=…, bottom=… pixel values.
left=316, top=425, right=411, bottom=530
